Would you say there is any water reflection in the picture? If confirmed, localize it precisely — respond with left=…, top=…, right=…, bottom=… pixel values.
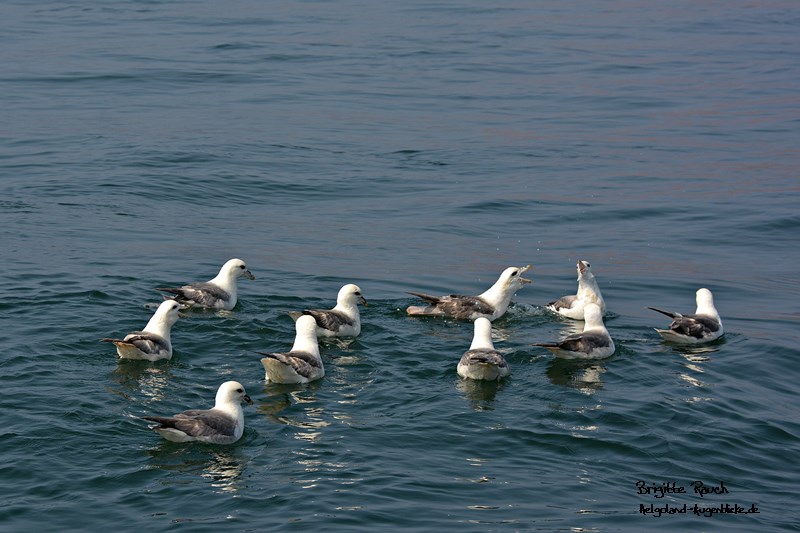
left=546, top=358, right=606, bottom=395
left=256, top=382, right=356, bottom=489
left=318, top=336, right=357, bottom=350
left=259, top=381, right=331, bottom=443
left=486, top=322, right=516, bottom=344
left=456, top=377, right=505, bottom=409
left=672, top=342, right=722, bottom=400
left=145, top=446, right=247, bottom=494
left=109, top=361, right=172, bottom=403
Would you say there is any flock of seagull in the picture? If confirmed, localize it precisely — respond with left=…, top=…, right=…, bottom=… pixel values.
left=102, top=258, right=724, bottom=445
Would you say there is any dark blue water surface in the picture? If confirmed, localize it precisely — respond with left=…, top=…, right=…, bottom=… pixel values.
left=1, top=1, right=798, bottom=531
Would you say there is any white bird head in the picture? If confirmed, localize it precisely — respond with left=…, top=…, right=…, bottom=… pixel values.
left=215, top=381, right=253, bottom=407
left=292, top=315, right=320, bottom=355
left=143, top=299, right=182, bottom=335
left=338, top=283, right=368, bottom=308
left=499, top=265, right=533, bottom=291
left=577, top=260, right=593, bottom=278
left=296, top=314, right=318, bottom=336
left=221, top=258, right=256, bottom=281
left=695, top=288, right=718, bottom=317
left=155, top=299, right=182, bottom=326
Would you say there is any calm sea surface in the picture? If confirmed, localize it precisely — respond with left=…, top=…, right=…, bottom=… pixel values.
left=1, top=1, right=798, bottom=531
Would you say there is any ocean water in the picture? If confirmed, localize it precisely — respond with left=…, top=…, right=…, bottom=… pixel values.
left=1, top=1, right=798, bottom=531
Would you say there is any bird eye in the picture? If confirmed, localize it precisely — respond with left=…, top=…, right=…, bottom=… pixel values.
left=239, top=265, right=246, bottom=269
left=172, top=304, right=179, bottom=310
left=511, top=270, right=518, bottom=276
left=355, top=291, right=361, bottom=296
left=236, top=388, right=243, bottom=393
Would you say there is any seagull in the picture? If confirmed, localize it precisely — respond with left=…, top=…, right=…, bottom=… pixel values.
left=157, top=258, right=255, bottom=310
left=141, top=381, right=253, bottom=444
left=547, top=260, right=606, bottom=319
left=457, top=317, right=510, bottom=381
left=259, top=315, right=323, bottom=384
left=406, top=265, right=532, bottom=321
left=101, top=300, right=181, bottom=361
left=288, top=284, right=367, bottom=337
left=532, top=303, right=615, bottom=359
left=649, top=288, right=723, bottom=344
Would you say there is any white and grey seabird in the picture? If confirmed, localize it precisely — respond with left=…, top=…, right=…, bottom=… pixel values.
left=141, top=381, right=253, bottom=444
left=649, top=288, right=723, bottom=344
left=288, top=284, right=367, bottom=338
left=457, top=317, right=510, bottom=381
left=547, top=260, right=606, bottom=319
left=259, top=315, right=323, bottom=384
left=532, top=303, right=615, bottom=359
left=406, top=265, right=532, bottom=321
left=101, top=300, right=181, bottom=361
left=157, top=258, right=255, bottom=310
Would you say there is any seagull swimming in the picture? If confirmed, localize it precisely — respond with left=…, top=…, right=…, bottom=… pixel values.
left=259, top=315, right=323, bottom=384
left=649, top=288, right=723, bottom=344
left=406, top=265, right=532, bottom=321
left=141, top=381, right=253, bottom=444
left=288, top=284, right=367, bottom=337
left=457, top=317, right=510, bottom=381
left=547, top=260, right=606, bottom=319
left=532, top=303, right=615, bottom=359
left=101, top=300, right=181, bottom=361
left=157, top=258, right=255, bottom=310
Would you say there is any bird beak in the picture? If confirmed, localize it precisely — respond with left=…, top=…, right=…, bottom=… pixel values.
left=519, top=264, right=533, bottom=284
left=360, top=296, right=368, bottom=307
left=578, top=261, right=587, bottom=274
left=244, top=270, right=256, bottom=280
left=243, top=394, right=253, bottom=405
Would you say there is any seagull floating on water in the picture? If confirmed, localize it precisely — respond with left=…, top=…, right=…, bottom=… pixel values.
left=406, top=265, right=532, bottom=321
left=532, top=303, right=615, bottom=359
left=288, top=284, right=367, bottom=338
left=547, top=260, right=606, bottom=319
left=649, top=288, right=723, bottom=344
left=157, top=258, right=255, bottom=310
left=101, top=300, right=181, bottom=361
left=259, top=315, right=323, bottom=384
left=141, top=381, right=253, bottom=444
left=457, top=317, right=510, bottom=381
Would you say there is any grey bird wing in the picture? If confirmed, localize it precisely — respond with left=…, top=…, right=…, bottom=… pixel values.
left=668, top=314, right=720, bottom=339
left=143, top=409, right=236, bottom=438
left=303, top=309, right=352, bottom=332
left=534, top=332, right=611, bottom=354
left=560, top=332, right=611, bottom=353
left=101, top=332, right=168, bottom=355
left=438, top=295, right=494, bottom=319
left=460, top=349, right=508, bottom=368
left=125, top=332, right=169, bottom=354
left=259, top=350, right=322, bottom=378
left=409, top=292, right=494, bottom=319
left=648, top=307, right=681, bottom=319
left=157, top=282, right=230, bottom=307
left=548, top=295, right=577, bottom=311
left=407, top=291, right=443, bottom=304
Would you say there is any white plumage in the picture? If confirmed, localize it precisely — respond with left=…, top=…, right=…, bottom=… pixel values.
left=259, top=315, right=324, bottom=384
left=649, top=288, right=723, bottom=344
left=142, top=381, right=253, bottom=444
left=457, top=317, right=510, bottom=381
left=546, top=260, right=606, bottom=320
